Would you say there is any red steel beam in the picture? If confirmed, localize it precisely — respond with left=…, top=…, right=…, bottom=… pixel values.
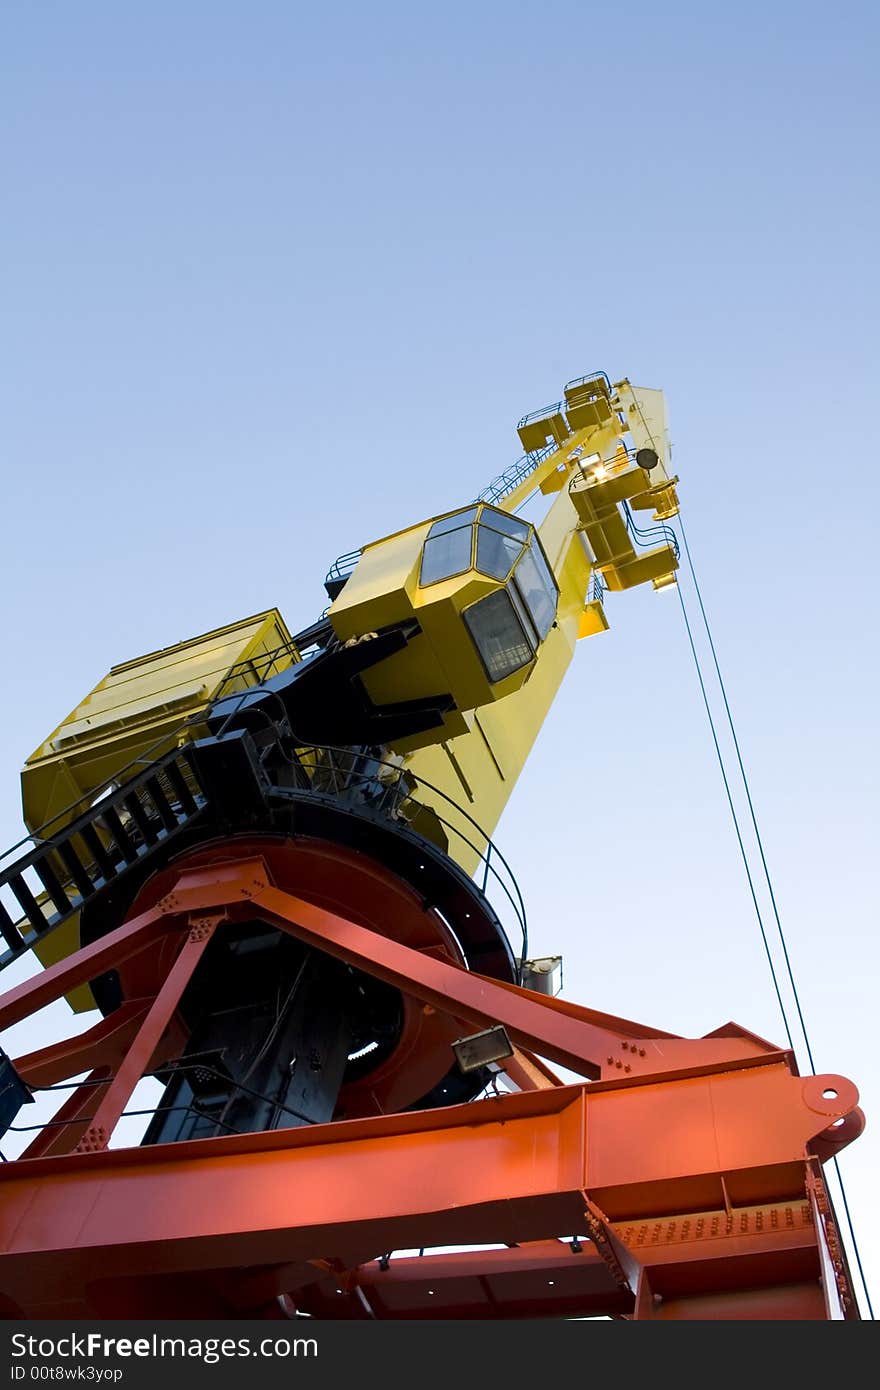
left=0, top=904, right=178, bottom=1032
left=20, top=1070, right=112, bottom=1160
left=0, top=852, right=863, bottom=1320
left=15, top=853, right=784, bottom=1087
left=0, top=1059, right=859, bottom=1317
left=72, top=920, right=217, bottom=1152
left=0, top=1085, right=588, bottom=1313
left=248, top=880, right=790, bottom=1081
left=292, top=1242, right=630, bottom=1320
left=503, top=1048, right=564, bottom=1091
left=14, top=1000, right=150, bottom=1087
left=122, top=853, right=788, bottom=1082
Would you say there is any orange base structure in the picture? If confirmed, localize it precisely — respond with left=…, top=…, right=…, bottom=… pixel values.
left=0, top=841, right=863, bottom=1320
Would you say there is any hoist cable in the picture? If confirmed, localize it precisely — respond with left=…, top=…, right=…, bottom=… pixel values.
left=677, top=514, right=818, bottom=1072
left=674, top=581, right=795, bottom=1048
left=673, top=515, right=874, bottom=1320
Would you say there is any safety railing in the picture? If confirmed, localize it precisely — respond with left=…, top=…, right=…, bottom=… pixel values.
left=213, top=638, right=304, bottom=702
left=0, top=645, right=306, bottom=967
left=515, top=399, right=565, bottom=431
left=285, top=745, right=527, bottom=968
left=563, top=369, right=613, bottom=399
left=0, top=714, right=202, bottom=879
left=325, top=548, right=362, bottom=589
left=587, top=571, right=606, bottom=605
left=2, top=1058, right=323, bottom=1154
left=0, top=617, right=332, bottom=879
left=516, top=372, right=612, bottom=433
left=0, top=636, right=307, bottom=884
left=0, top=748, right=206, bottom=969
left=475, top=440, right=559, bottom=506
left=567, top=445, right=633, bottom=486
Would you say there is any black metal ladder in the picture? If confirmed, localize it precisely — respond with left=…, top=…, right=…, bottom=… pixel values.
left=0, top=749, right=206, bottom=973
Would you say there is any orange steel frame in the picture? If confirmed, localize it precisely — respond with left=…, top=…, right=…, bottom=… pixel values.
left=0, top=850, right=864, bottom=1321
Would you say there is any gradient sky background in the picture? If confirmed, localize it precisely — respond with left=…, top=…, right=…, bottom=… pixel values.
left=1, top=1, right=877, bottom=1316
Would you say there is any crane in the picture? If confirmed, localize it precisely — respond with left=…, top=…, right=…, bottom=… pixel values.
left=0, top=372, right=864, bottom=1320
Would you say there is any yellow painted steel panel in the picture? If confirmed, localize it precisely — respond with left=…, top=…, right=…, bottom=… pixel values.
left=20, top=609, right=299, bottom=1007
left=23, top=609, right=296, bottom=836
left=579, top=601, right=610, bottom=638
left=517, top=412, right=570, bottom=453
left=328, top=525, right=426, bottom=642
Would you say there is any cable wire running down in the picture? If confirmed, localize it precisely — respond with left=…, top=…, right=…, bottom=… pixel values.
left=677, top=514, right=817, bottom=1072
left=672, top=515, right=874, bottom=1320
left=673, top=581, right=795, bottom=1050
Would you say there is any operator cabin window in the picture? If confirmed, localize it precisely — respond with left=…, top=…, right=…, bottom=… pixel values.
left=465, top=533, right=559, bottom=683
left=464, top=588, right=534, bottom=682
left=419, top=507, right=478, bottom=586
left=511, top=542, right=556, bottom=640
left=418, top=502, right=560, bottom=683
left=475, top=507, right=529, bottom=579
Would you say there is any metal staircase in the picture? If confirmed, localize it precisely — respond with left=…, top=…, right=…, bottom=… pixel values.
left=0, top=748, right=206, bottom=970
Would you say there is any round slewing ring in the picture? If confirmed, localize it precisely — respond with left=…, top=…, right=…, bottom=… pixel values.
left=102, top=833, right=516, bottom=1118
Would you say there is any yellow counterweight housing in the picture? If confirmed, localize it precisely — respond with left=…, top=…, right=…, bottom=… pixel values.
left=20, top=609, right=298, bottom=1007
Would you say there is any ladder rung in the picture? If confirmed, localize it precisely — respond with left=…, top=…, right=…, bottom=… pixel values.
left=7, top=874, right=47, bottom=933
left=99, top=807, right=139, bottom=865
left=57, top=840, right=96, bottom=900
left=33, top=857, right=73, bottom=916
left=165, top=760, right=199, bottom=817
left=78, top=824, right=117, bottom=884
left=0, top=899, right=23, bottom=954
left=122, top=793, right=159, bottom=846
left=144, top=776, right=179, bottom=832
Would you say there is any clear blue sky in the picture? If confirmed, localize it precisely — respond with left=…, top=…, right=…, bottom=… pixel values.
left=1, top=1, right=877, bottom=1316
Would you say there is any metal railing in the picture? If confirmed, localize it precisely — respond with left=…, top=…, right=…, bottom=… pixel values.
left=515, top=399, right=566, bottom=431
left=0, top=715, right=203, bottom=876
left=0, top=749, right=206, bottom=968
left=0, top=641, right=311, bottom=964
left=587, top=572, right=606, bottom=605
left=213, top=639, right=304, bottom=702
left=563, top=369, right=613, bottom=399
left=0, top=620, right=329, bottom=877
left=568, top=446, right=680, bottom=560
left=283, top=745, right=527, bottom=967
left=5, top=1059, right=322, bottom=1149
left=516, top=372, right=612, bottom=432
left=1, top=635, right=307, bottom=878
left=325, top=548, right=362, bottom=588
left=475, top=440, right=559, bottom=507
left=0, top=718, right=527, bottom=978
left=567, top=445, right=634, bottom=488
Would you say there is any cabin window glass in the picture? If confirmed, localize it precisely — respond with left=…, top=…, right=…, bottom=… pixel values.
left=476, top=525, right=524, bottom=580
left=507, top=580, right=539, bottom=648
left=478, top=507, right=529, bottom=542
left=420, top=526, right=473, bottom=585
left=464, top=589, right=534, bottom=683
left=512, top=542, right=558, bottom=640
left=427, top=508, right=478, bottom=538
